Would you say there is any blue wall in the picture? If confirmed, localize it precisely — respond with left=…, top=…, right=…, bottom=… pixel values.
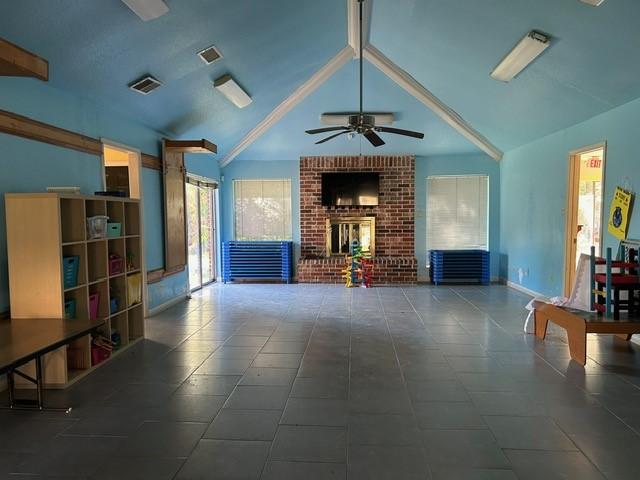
left=500, top=95, right=640, bottom=297
left=219, top=160, right=301, bottom=264
left=0, top=78, right=188, bottom=312
left=415, top=154, right=501, bottom=281
left=219, top=156, right=501, bottom=283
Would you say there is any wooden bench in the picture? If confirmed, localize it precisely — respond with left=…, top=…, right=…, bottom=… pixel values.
left=533, top=300, right=640, bottom=365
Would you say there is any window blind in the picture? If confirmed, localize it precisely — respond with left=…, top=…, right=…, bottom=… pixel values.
left=426, top=175, right=489, bottom=252
left=234, top=179, right=292, bottom=241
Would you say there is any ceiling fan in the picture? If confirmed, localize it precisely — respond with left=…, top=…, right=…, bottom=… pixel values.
left=305, top=0, right=424, bottom=147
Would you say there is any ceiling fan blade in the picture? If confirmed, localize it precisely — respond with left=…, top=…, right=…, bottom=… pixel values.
left=305, top=126, right=349, bottom=135
left=375, top=126, right=425, bottom=139
left=364, top=129, right=385, bottom=147
left=315, top=130, right=350, bottom=144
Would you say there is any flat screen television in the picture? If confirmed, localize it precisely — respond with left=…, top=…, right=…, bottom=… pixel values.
left=321, top=172, right=379, bottom=206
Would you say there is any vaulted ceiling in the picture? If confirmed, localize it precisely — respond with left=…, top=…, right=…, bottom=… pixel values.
left=1, top=0, right=640, bottom=162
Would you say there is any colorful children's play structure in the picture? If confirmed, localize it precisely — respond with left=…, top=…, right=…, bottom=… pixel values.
left=343, top=240, right=373, bottom=288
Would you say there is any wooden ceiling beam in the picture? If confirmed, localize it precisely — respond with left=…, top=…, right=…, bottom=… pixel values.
left=164, top=139, right=217, bottom=154
left=0, top=37, right=48, bottom=81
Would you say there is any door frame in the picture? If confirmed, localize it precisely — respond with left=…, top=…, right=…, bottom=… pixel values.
left=563, top=141, right=607, bottom=296
left=100, top=138, right=148, bottom=316
left=185, top=173, right=218, bottom=292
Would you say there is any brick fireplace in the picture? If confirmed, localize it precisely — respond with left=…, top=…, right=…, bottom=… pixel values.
left=297, top=155, right=417, bottom=284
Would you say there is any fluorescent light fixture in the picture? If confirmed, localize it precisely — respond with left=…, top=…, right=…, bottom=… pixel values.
left=121, top=0, right=169, bottom=21
left=214, top=74, right=252, bottom=108
left=579, top=0, right=605, bottom=5
left=491, top=30, right=551, bottom=82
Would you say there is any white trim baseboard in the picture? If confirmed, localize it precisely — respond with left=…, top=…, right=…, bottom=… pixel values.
left=148, top=294, right=189, bottom=317
left=505, top=280, right=547, bottom=300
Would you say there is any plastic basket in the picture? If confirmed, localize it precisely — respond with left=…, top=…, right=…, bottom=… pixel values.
left=87, top=215, right=109, bottom=239
left=107, top=223, right=122, bottom=238
left=62, top=256, right=80, bottom=289
left=126, top=273, right=142, bottom=307
left=64, top=298, right=76, bottom=319
left=110, top=297, right=119, bottom=314
left=91, top=345, right=111, bottom=366
left=89, top=292, right=100, bottom=320
left=109, top=254, right=124, bottom=275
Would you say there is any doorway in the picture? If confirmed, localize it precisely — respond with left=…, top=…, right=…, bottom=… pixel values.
left=103, top=144, right=141, bottom=199
left=564, top=143, right=606, bottom=295
left=186, top=176, right=217, bottom=291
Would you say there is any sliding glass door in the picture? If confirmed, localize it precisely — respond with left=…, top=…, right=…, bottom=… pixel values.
left=186, top=179, right=217, bottom=291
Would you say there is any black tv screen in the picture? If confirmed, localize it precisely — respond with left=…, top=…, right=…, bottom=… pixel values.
left=321, top=172, right=379, bottom=206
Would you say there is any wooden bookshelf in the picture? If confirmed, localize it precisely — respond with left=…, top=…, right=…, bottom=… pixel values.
left=4, top=193, right=145, bottom=388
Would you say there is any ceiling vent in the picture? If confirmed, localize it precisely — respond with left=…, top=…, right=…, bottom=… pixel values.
left=129, top=75, right=162, bottom=95
left=198, top=45, right=223, bottom=65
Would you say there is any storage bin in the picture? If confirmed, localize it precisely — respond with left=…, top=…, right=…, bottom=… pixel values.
left=87, top=215, right=109, bottom=239
left=127, top=273, right=142, bottom=307
left=62, top=255, right=80, bottom=289
left=64, top=298, right=76, bottom=319
left=107, top=222, right=122, bottom=238
left=108, top=254, right=123, bottom=275
left=111, top=331, right=121, bottom=349
left=110, top=297, right=119, bottom=314
left=89, top=293, right=100, bottom=320
left=91, top=345, right=111, bottom=366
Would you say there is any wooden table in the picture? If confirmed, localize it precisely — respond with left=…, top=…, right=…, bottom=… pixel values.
left=0, top=317, right=105, bottom=412
left=533, top=301, right=640, bottom=365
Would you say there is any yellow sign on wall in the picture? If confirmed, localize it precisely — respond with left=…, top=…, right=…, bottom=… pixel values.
left=608, top=186, right=633, bottom=240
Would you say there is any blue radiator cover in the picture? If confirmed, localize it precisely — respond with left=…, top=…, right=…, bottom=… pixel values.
left=429, top=249, right=490, bottom=285
left=222, top=241, right=293, bottom=283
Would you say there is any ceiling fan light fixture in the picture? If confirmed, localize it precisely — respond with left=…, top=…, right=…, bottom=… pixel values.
left=321, top=112, right=394, bottom=126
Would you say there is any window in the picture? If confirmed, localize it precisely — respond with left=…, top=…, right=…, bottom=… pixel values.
left=234, top=179, right=292, bottom=240
left=426, top=175, right=489, bottom=252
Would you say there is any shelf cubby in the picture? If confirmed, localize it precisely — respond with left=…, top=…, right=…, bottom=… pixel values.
left=64, top=286, right=88, bottom=320
left=89, top=280, right=110, bottom=321
left=86, top=199, right=106, bottom=217
left=60, top=198, right=85, bottom=243
left=66, top=335, right=91, bottom=370
left=128, top=304, right=144, bottom=341
left=124, top=202, right=140, bottom=236
left=107, top=201, right=125, bottom=233
left=62, top=243, right=87, bottom=288
left=126, top=236, right=141, bottom=272
left=111, top=313, right=129, bottom=349
left=109, top=275, right=127, bottom=316
left=87, top=240, right=108, bottom=283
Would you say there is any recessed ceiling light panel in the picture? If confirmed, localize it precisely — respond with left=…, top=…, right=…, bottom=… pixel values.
left=579, top=0, right=605, bottom=6
left=491, top=30, right=551, bottom=82
left=121, top=0, right=169, bottom=21
left=129, top=75, right=162, bottom=95
left=198, top=45, right=223, bottom=65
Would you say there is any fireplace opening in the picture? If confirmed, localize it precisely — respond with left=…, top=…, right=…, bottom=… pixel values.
left=326, top=217, right=375, bottom=257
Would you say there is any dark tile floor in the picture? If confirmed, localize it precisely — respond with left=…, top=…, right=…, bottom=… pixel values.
left=2, top=284, right=640, bottom=479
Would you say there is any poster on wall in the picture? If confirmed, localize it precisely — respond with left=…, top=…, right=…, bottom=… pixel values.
left=607, top=186, right=633, bottom=240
